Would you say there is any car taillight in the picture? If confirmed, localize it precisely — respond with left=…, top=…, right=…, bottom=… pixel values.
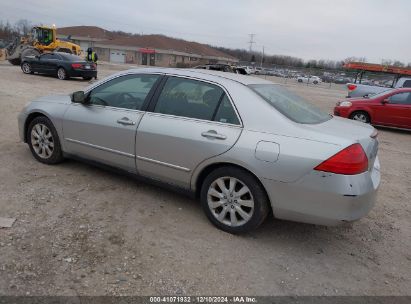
left=347, top=84, right=357, bottom=91
left=314, top=143, right=368, bottom=175
left=91, top=63, right=96, bottom=69
left=71, top=63, right=82, bottom=69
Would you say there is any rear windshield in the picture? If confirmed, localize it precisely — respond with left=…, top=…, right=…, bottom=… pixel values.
left=248, top=84, right=331, bottom=124
left=57, top=53, right=83, bottom=61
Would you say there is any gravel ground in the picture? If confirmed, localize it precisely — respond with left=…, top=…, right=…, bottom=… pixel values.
left=0, top=61, right=410, bottom=296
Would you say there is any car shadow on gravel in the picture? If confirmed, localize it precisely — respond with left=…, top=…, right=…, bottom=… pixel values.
left=26, top=73, right=92, bottom=82
left=57, top=158, right=354, bottom=243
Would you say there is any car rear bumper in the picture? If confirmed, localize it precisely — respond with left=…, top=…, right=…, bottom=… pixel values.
left=261, top=156, right=381, bottom=226
left=68, top=69, right=97, bottom=78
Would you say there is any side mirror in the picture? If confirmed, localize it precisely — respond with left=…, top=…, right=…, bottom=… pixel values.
left=35, top=55, right=39, bottom=59
left=71, top=91, right=86, bottom=103
left=382, top=98, right=389, bottom=104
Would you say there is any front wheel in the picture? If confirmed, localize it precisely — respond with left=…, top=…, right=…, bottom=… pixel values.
left=57, top=67, right=68, bottom=80
left=200, top=167, right=270, bottom=234
left=350, top=111, right=370, bottom=123
left=27, top=116, right=64, bottom=164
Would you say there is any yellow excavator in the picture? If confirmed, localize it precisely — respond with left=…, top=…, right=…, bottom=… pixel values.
left=2, top=25, right=82, bottom=65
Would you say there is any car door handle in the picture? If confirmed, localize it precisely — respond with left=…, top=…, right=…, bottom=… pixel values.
left=201, top=130, right=227, bottom=140
left=117, top=117, right=136, bottom=126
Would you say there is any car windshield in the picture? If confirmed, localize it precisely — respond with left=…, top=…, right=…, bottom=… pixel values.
left=367, top=88, right=394, bottom=98
left=57, top=53, right=83, bottom=61
left=248, top=84, right=331, bottom=124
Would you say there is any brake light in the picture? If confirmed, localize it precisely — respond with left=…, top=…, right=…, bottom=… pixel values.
left=314, top=143, right=368, bottom=175
left=347, top=84, right=357, bottom=91
left=71, top=63, right=82, bottom=69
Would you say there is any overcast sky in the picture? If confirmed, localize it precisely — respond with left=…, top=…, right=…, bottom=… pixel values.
left=1, top=0, right=410, bottom=63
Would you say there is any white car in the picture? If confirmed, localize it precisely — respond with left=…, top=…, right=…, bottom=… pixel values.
left=297, top=76, right=322, bottom=84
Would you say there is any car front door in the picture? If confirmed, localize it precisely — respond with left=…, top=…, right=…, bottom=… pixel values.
left=62, top=73, right=162, bottom=172
left=375, top=92, right=411, bottom=128
left=34, top=53, right=55, bottom=74
left=135, top=76, right=243, bottom=188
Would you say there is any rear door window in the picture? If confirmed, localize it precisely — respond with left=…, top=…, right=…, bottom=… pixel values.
left=213, top=94, right=240, bottom=125
left=154, top=77, right=225, bottom=121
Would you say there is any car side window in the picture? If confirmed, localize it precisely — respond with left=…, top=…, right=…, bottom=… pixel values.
left=88, top=74, right=160, bottom=110
left=154, top=77, right=224, bottom=121
left=214, top=94, right=240, bottom=125
left=389, top=92, right=411, bottom=105
left=402, top=80, right=411, bottom=88
left=41, top=54, right=54, bottom=60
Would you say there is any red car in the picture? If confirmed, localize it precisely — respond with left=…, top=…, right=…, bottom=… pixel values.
left=334, top=88, right=411, bottom=130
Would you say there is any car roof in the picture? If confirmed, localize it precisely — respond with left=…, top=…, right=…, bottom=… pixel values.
left=126, top=67, right=273, bottom=85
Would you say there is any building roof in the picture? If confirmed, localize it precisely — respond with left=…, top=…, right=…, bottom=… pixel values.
left=58, top=26, right=237, bottom=60
left=97, top=35, right=236, bottom=59
left=58, top=26, right=112, bottom=40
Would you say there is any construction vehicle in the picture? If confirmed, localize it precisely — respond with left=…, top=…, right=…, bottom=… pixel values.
left=2, top=25, right=82, bottom=65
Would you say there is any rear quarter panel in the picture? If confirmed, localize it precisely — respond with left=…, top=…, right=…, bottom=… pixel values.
left=191, top=129, right=346, bottom=191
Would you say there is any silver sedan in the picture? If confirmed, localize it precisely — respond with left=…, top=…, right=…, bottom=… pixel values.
left=18, top=68, right=381, bottom=233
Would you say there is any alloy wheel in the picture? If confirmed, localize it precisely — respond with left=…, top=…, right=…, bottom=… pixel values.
left=57, top=68, right=66, bottom=80
left=30, top=123, right=54, bottom=159
left=352, top=113, right=368, bottom=123
left=22, top=63, right=31, bottom=74
left=207, top=176, right=255, bottom=227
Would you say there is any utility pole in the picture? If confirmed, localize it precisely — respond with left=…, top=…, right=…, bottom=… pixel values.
left=248, top=34, right=256, bottom=52
left=260, top=46, right=264, bottom=67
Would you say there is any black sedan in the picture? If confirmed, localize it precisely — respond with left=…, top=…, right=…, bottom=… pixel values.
left=21, top=52, right=97, bottom=80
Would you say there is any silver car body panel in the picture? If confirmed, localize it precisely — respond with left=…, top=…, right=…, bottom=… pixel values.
left=18, top=68, right=381, bottom=226
left=62, top=104, right=144, bottom=172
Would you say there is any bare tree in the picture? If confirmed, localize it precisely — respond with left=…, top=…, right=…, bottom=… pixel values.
left=15, top=19, right=32, bottom=35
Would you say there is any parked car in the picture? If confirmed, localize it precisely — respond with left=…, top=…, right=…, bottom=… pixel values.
left=297, top=75, right=322, bottom=84
left=18, top=68, right=380, bottom=233
left=238, top=66, right=254, bottom=75
left=21, top=52, right=97, bottom=80
left=334, top=88, right=411, bottom=130
left=347, top=77, right=411, bottom=98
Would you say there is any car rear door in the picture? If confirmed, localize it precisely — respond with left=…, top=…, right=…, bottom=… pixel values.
left=135, top=76, right=242, bottom=188
left=62, top=73, right=162, bottom=172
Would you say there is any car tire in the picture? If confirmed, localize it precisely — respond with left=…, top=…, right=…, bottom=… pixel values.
left=313, top=80, right=318, bottom=84
left=27, top=116, right=64, bottom=165
left=200, top=166, right=270, bottom=234
left=350, top=111, right=370, bottom=124
left=57, top=67, right=68, bottom=80
left=21, top=62, right=33, bottom=74
left=298, top=79, right=303, bottom=83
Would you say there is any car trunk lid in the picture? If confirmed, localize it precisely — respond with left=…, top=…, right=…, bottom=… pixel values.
left=302, top=116, right=379, bottom=171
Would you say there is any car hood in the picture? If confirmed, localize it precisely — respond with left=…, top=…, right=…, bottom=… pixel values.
left=32, top=94, right=72, bottom=104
